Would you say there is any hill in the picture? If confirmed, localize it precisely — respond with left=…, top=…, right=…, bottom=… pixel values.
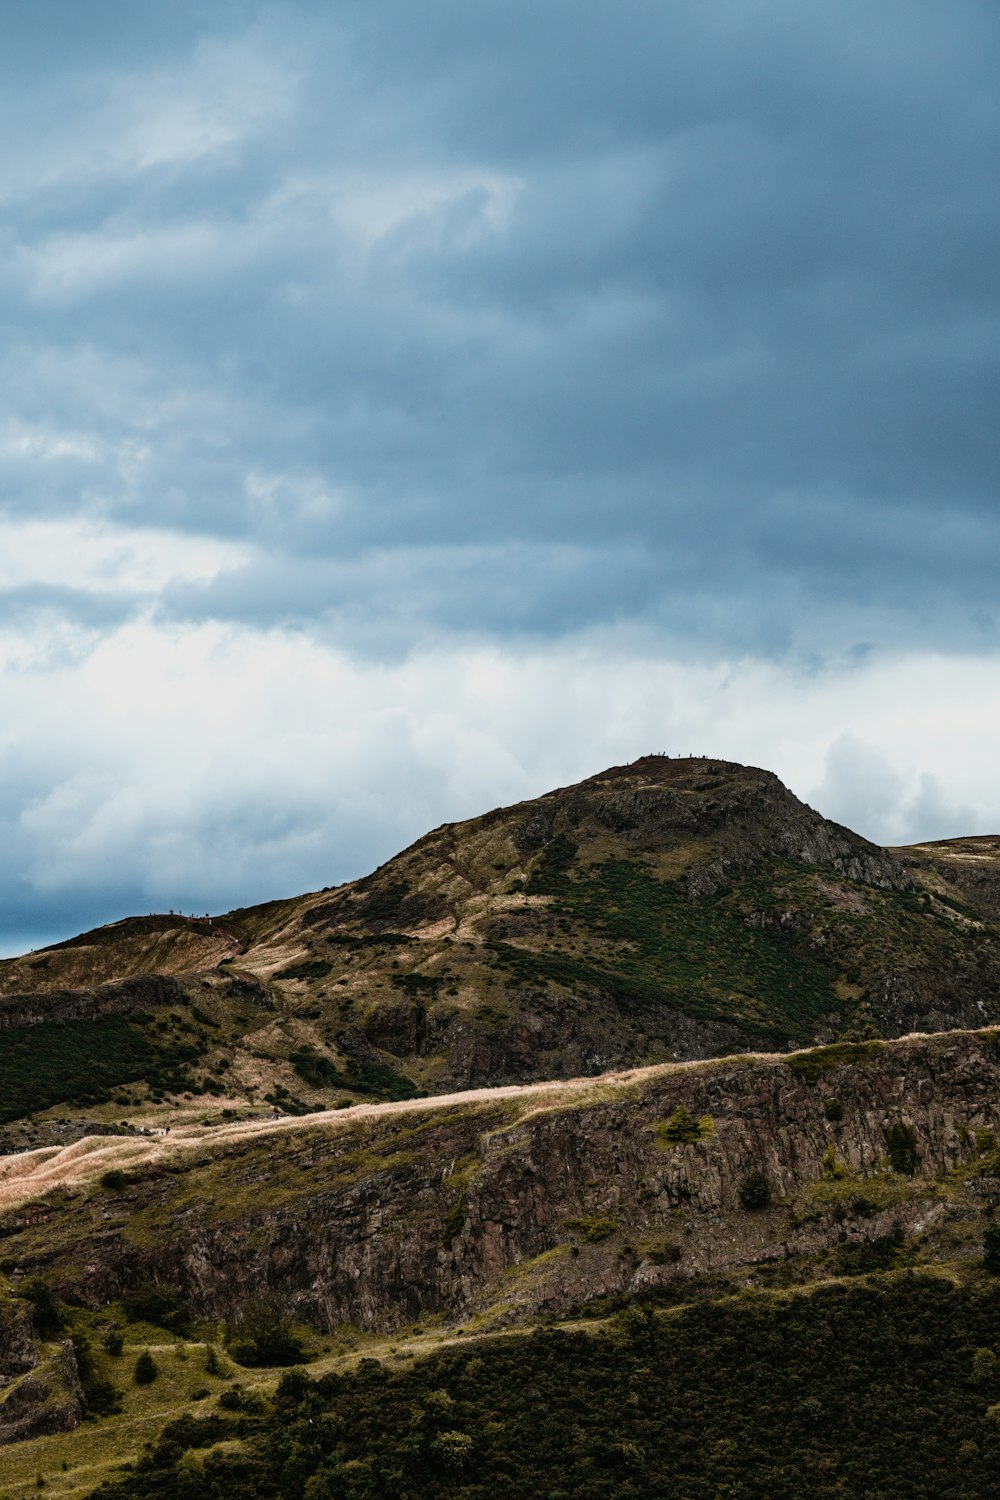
left=2, top=755, right=1000, bottom=1147
left=4, top=1028, right=1000, bottom=1491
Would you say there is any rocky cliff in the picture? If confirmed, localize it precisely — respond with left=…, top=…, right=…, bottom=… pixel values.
left=3, top=1030, right=998, bottom=1339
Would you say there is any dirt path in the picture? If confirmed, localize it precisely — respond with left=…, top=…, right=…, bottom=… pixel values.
left=0, top=1058, right=698, bottom=1213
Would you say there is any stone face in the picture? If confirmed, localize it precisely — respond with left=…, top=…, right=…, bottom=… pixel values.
left=0, top=1307, right=85, bottom=1446
left=6, top=1031, right=1000, bottom=1338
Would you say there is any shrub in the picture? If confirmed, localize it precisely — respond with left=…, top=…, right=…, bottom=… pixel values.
left=885, top=1123, right=919, bottom=1176
left=100, top=1169, right=129, bottom=1192
left=122, top=1281, right=188, bottom=1333
left=103, top=1329, right=124, bottom=1357
left=22, top=1279, right=63, bottom=1337
left=739, top=1171, right=772, bottom=1211
left=134, top=1351, right=158, bottom=1385
left=563, top=1216, right=619, bottom=1244
left=654, top=1106, right=713, bottom=1147
left=822, top=1145, right=850, bottom=1180
left=226, top=1298, right=307, bottom=1368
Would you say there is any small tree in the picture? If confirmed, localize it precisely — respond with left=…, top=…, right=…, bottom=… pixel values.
left=739, top=1170, right=772, bottom=1211
left=134, top=1350, right=158, bottom=1386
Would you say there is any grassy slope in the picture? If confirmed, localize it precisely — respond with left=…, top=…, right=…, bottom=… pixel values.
left=6, top=1268, right=1000, bottom=1499
left=2, top=1030, right=1000, bottom=1492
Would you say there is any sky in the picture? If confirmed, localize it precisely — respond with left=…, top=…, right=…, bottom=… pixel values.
left=1, top=0, right=999, bottom=953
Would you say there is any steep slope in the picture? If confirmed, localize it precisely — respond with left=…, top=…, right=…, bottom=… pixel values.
left=3, top=756, right=1000, bottom=1139
left=5, top=1028, right=1000, bottom=1482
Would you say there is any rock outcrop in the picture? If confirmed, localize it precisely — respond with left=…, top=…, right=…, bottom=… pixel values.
left=4, top=1031, right=999, bottom=1336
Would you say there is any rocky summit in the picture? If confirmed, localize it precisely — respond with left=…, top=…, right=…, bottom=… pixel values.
left=4, top=759, right=1000, bottom=1497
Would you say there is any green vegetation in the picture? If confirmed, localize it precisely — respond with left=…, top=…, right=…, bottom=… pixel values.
left=22, top=1277, right=63, bottom=1337
left=275, top=959, right=335, bottom=982
left=442, top=1191, right=467, bottom=1248
left=122, top=1283, right=189, bottom=1335
left=225, top=1298, right=307, bottom=1368
left=289, top=1044, right=421, bottom=1101
left=652, top=1106, right=714, bottom=1148
left=564, top=1216, right=619, bottom=1243
left=133, top=1350, right=158, bottom=1386
left=788, top=1039, right=883, bottom=1084
left=525, top=834, right=579, bottom=895
left=985, top=1221, right=1000, bottom=1274
left=739, top=1170, right=772, bottom=1210
left=88, top=1275, right=1000, bottom=1499
left=0, top=1014, right=203, bottom=1121
left=885, top=1122, right=919, bottom=1175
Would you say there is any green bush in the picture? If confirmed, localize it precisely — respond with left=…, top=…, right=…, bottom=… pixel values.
left=134, top=1351, right=158, bottom=1386
left=655, top=1106, right=712, bottom=1147
left=226, top=1298, right=307, bottom=1368
left=739, top=1170, right=772, bottom=1210
left=122, top=1282, right=188, bottom=1334
left=22, top=1279, right=63, bottom=1337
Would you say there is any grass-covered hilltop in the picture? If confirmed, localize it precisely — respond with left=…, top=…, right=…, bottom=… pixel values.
left=5, top=758, right=1000, bottom=1496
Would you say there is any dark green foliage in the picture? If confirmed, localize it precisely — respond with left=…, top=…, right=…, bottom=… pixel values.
left=89, top=1277, right=1000, bottom=1500
left=122, top=1283, right=188, bottom=1334
left=72, top=1332, right=120, bottom=1415
left=274, top=960, right=334, bottom=982
left=390, top=972, right=442, bottom=996
left=984, top=1221, right=1000, bottom=1274
left=823, top=1098, right=844, bottom=1122
left=100, top=1169, right=130, bottom=1192
left=739, top=1170, right=772, bottom=1210
left=885, top=1122, right=919, bottom=1175
left=0, top=1015, right=201, bottom=1123
left=492, top=857, right=846, bottom=1043
left=525, top=835, right=579, bottom=895
left=289, top=1045, right=420, bottom=1101
left=103, top=1330, right=124, bottom=1357
left=22, top=1279, right=63, bottom=1337
left=225, top=1298, right=307, bottom=1368
left=133, top=1351, right=158, bottom=1386
left=655, top=1105, right=705, bottom=1145
left=217, top=1383, right=264, bottom=1413
left=289, top=1046, right=343, bottom=1089
left=155, top=1411, right=238, bottom=1453
left=832, top=1224, right=906, bottom=1275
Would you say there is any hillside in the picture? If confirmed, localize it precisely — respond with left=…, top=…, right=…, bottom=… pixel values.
left=2, top=756, right=1000, bottom=1147
left=4, top=1029, right=1000, bottom=1490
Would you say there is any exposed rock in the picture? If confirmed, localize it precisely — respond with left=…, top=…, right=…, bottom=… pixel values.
left=11, top=1031, right=1000, bottom=1337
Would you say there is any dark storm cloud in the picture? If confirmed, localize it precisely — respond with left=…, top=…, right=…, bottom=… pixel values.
left=1, top=0, right=998, bottom=652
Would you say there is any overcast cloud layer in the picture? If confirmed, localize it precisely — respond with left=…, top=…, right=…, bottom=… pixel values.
left=1, top=2, right=999, bottom=952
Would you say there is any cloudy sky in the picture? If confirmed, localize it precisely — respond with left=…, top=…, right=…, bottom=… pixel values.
left=2, top=0, right=999, bottom=953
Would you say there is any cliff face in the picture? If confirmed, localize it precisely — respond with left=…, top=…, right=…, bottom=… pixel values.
left=0, top=1302, right=84, bottom=1445
left=4, top=1031, right=999, bottom=1335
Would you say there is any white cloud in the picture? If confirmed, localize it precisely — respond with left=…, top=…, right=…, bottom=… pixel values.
left=1, top=615, right=999, bottom=954
left=0, top=518, right=251, bottom=597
